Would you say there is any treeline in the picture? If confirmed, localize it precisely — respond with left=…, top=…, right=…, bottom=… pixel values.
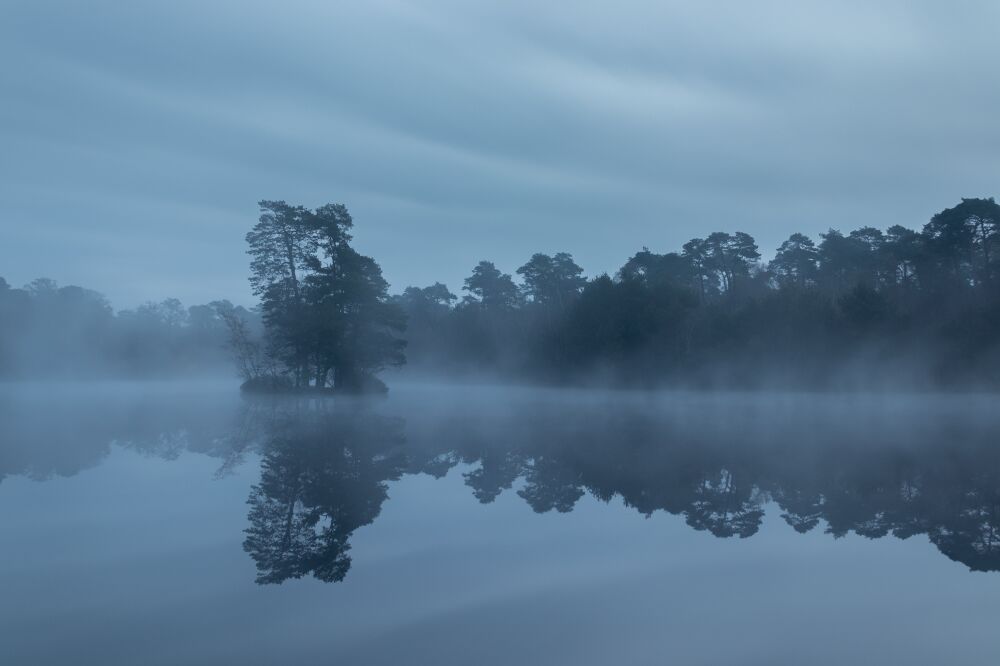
left=4, top=197, right=1000, bottom=387
left=397, top=197, right=1000, bottom=387
left=0, top=277, right=257, bottom=378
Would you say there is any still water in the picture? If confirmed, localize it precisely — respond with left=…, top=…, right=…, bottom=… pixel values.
left=1, top=381, right=999, bottom=664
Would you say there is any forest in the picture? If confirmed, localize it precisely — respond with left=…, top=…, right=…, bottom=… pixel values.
left=401, top=196, right=1000, bottom=387
left=3, top=196, right=999, bottom=388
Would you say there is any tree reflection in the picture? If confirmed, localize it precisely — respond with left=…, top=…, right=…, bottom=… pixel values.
left=3, top=388, right=999, bottom=579
left=242, top=403, right=404, bottom=584
left=234, top=394, right=1000, bottom=579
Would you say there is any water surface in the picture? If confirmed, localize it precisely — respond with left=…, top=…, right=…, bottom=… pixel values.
left=1, top=382, right=999, bottom=664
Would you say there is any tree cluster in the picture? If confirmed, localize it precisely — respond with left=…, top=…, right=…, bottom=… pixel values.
left=240, top=201, right=405, bottom=392
left=397, top=198, right=1000, bottom=387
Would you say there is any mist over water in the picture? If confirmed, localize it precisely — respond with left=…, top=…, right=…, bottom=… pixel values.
left=2, top=381, right=999, bottom=664
left=6, top=1, right=1000, bottom=662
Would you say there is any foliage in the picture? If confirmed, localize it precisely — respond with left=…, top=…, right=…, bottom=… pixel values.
left=397, top=198, right=1000, bottom=387
left=243, top=200, right=406, bottom=391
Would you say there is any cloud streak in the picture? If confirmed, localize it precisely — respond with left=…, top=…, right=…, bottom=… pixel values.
left=2, top=0, right=999, bottom=307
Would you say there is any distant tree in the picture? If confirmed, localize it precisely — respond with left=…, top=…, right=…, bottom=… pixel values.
left=770, top=233, right=819, bottom=288
left=682, top=238, right=719, bottom=299
left=618, top=249, right=693, bottom=288
left=922, top=198, right=1000, bottom=287
left=817, top=229, right=867, bottom=292
left=462, top=261, right=520, bottom=310
left=848, top=227, right=885, bottom=288
left=398, top=283, right=456, bottom=314
left=516, top=252, right=586, bottom=308
left=135, top=298, right=187, bottom=328
left=685, top=232, right=760, bottom=294
left=882, top=225, right=922, bottom=289
left=216, top=301, right=272, bottom=384
left=25, top=277, right=58, bottom=295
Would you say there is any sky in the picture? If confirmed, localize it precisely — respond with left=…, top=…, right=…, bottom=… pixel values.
left=2, top=0, right=999, bottom=309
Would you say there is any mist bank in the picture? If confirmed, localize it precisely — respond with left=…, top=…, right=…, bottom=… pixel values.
left=0, top=277, right=254, bottom=379
left=4, top=197, right=1000, bottom=389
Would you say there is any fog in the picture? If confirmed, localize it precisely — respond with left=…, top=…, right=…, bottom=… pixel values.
left=4, top=3, right=1000, bottom=662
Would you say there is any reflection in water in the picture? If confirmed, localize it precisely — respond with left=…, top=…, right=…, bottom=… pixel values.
left=244, top=406, right=405, bottom=584
left=2, top=385, right=999, bottom=582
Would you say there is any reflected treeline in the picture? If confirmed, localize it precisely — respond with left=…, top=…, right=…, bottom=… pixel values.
left=3, top=388, right=999, bottom=579
left=0, top=384, right=257, bottom=484
left=238, top=392, right=1000, bottom=580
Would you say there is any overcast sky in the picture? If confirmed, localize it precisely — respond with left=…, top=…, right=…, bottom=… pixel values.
left=2, top=1, right=999, bottom=308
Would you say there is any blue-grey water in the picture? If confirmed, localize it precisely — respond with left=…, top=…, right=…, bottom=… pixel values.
left=1, top=381, right=999, bottom=665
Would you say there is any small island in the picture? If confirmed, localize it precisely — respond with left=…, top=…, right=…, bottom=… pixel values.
left=226, top=201, right=406, bottom=394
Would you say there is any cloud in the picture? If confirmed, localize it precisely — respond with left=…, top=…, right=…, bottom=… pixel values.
left=2, top=0, right=999, bottom=307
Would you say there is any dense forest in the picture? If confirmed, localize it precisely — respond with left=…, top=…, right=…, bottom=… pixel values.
left=3, top=196, right=999, bottom=388
left=398, top=197, right=1000, bottom=388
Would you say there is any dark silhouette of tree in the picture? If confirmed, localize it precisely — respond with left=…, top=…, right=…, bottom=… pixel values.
left=922, top=197, right=1000, bottom=288
left=882, top=224, right=922, bottom=289
left=682, top=237, right=719, bottom=300
left=398, top=283, right=457, bottom=313
left=618, top=248, right=694, bottom=288
left=704, top=231, right=761, bottom=293
left=770, top=233, right=819, bottom=288
left=243, top=200, right=405, bottom=392
left=462, top=261, right=521, bottom=311
left=516, top=252, right=586, bottom=309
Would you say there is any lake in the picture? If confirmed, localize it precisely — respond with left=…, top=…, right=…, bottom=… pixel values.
left=1, top=381, right=999, bottom=664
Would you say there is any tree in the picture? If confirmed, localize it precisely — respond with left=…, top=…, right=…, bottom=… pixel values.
left=682, top=238, right=719, bottom=299
left=686, top=232, right=760, bottom=294
left=462, top=261, right=520, bottom=310
left=245, top=201, right=320, bottom=385
left=244, top=200, right=405, bottom=391
left=618, top=249, right=694, bottom=289
left=922, top=198, right=1000, bottom=287
left=817, top=229, right=866, bottom=292
left=770, top=233, right=818, bottom=288
left=307, top=245, right=406, bottom=390
left=848, top=227, right=885, bottom=288
left=516, top=252, right=586, bottom=308
left=400, top=283, right=457, bottom=312
left=882, top=225, right=922, bottom=289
